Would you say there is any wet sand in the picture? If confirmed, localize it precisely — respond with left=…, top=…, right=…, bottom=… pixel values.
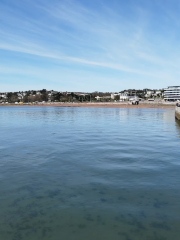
left=0, top=102, right=175, bottom=109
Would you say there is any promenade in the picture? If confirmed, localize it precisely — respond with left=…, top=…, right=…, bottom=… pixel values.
left=0, top=101, right=175, bottom=109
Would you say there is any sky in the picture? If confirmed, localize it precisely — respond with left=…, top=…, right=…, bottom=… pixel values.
left=0, top=0, right=180, bottom=92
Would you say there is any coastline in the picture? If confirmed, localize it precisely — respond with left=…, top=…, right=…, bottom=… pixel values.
left=0, top=102, right=175, bottom=109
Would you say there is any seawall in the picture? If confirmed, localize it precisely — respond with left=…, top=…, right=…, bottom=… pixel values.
left=175, top=106, right=180, bottom=120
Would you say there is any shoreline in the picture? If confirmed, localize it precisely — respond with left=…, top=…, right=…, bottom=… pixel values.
left=0, top=102, right=175, bottom=109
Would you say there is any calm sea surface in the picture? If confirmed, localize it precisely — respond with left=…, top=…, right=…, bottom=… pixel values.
left=0, top=106, right=180, bottom=240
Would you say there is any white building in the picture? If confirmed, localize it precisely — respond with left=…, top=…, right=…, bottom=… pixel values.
left=145, top=90, right=154, bottom=98
left=164, top=86, right=180, bottom=101
left=119, top=91, right=137, bottom=101
left=147, top=90, right=154, bottom=95
left=95, top=96, right=111, bottom=100
left=120, top=93, right=129, bottom=101
left=95, top=96, right=101, bottom=100
left=0, top=93, right=7, bottom=98
left=111, top=93, right=120, bottom=99
left=155, top=90, right=161, bottom=95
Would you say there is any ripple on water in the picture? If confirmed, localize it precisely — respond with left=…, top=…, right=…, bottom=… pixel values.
left=0, top=107, right=180, bottom=240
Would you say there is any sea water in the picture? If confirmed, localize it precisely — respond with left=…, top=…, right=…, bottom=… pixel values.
left=0, top=107, right=180, bottom=240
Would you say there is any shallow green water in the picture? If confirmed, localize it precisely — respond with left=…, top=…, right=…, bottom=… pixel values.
left=0, top=107, right=180, bottom=240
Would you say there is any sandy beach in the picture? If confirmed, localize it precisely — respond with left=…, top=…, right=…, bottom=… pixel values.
left=0, top=102, right=175, bottom=109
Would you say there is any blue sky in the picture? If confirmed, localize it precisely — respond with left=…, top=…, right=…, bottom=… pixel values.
left=0, top=0, right=180, bottom=92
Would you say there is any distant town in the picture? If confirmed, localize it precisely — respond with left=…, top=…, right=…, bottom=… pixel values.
left=0, top=86, right=180, bottom=103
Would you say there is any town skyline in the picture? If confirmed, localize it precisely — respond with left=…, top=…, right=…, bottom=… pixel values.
left=0, top=87, right=166, bottom=104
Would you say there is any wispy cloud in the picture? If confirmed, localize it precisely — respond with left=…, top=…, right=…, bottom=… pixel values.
left=0, top=0, right=180, bottom=91
left=0, top=42, right=164, bottom=78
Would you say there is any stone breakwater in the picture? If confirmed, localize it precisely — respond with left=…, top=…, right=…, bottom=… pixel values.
left=175, top=106, right=180, bottom=120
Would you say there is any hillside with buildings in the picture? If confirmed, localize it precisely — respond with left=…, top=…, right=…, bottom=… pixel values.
left=0, top=86, right=179, bottom=104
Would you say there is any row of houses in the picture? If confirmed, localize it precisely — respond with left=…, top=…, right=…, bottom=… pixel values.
left=0, top=90, right=64, bottom=102
left=0, top=90, right=95, bottom=103
left=94, top=87, right=180, bottom=102
left=0, top=87, right=180, bottom=102
left=110, top=89, right=164, bottom=101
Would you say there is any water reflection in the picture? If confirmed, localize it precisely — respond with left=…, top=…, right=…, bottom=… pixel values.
left=0, top=107, right=180, bottom=240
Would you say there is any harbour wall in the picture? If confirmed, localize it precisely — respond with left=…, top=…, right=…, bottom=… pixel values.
left=175, top=106, right=180, bottom=120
